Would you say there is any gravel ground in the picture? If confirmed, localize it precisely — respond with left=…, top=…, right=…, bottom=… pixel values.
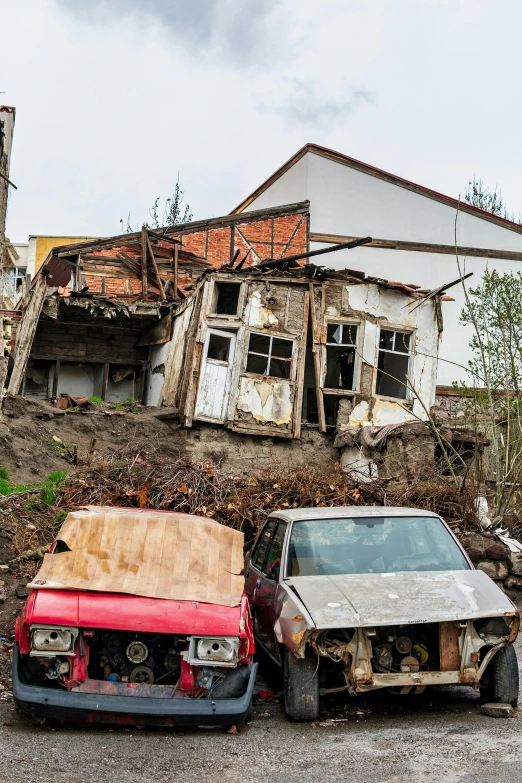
left=0, top=635, right=521, bottom=783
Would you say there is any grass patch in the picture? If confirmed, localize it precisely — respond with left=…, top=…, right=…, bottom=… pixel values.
left=88, top=396, right=104, bottom=404
left=110, top=397, right=141, bottom=414
left=0, top=468, right=68, bottom=504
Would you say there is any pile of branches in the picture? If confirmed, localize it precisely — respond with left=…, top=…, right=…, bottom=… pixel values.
left=57, top=447, right=480, bottom=545
left=0, top=447, right=482, bottom=580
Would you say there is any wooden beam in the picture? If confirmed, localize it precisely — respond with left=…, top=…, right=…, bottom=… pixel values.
left=7, top=274, right=48, bottom=396
left=146, top=234, right=166, bottom=299
left=293, top=291, right=310, bottom=440
left=173, top=244, right=179, bottom=299
left=309, top=232, right=522, bottom=263
left=101, top=362, right=109, bottom=401
left=147, top=230, right=181, bottom=246
left=52, top=359, right=60, bottom=398
left=308, top=282, right=326, bottom=433
left=53, top=202, right=310, bottom=256
left=140, top=227, right=148, bottom=299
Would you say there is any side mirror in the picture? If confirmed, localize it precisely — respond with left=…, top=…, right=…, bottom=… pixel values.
left=267, top=564, right=280, bottom=582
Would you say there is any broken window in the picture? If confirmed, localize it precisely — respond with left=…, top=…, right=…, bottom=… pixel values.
left=245, top=332, right=294, bottom=380
left=252, top=521, right=278, bottom=570
left=207, top=334, right=231, bottom=363
left=214, top=283, right=241, bottom=315
left=376, top=329, right=411, bottom=400
left=324, top=323, right=358, bottom=390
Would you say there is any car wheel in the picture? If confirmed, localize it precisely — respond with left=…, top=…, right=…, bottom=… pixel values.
left=480, top=645, right=519, bottom=707
left=283, top=646, right=319, bottom=721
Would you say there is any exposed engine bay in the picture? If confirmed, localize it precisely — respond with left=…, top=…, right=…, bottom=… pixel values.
left=88, top=631, right=182, bottom=685
left=302, top=616, right=518, bottom=696
left=20, top=626, right=251, bottom=701
left=370, top=623, right=438, bottom=674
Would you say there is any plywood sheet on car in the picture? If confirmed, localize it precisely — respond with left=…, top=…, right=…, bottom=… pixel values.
left=28, top=506, right=244, bottom=607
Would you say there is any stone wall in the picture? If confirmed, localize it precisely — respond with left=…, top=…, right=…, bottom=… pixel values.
left=458, top=530, right=522, bottom=595
left=172, top=422, right=339, bottom=473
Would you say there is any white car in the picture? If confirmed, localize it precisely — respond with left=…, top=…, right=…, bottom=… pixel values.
left=245, top=507, right=520, bottom=720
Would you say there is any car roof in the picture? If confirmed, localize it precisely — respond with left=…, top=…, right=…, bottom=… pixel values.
left=268, top=506, right=442, bottom=522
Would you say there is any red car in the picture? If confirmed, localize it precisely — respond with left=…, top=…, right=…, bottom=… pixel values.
left=13, top=507, right=256, bottom=727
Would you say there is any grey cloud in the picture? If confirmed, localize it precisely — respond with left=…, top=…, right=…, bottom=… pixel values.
left=57, top=0, right=281, bottom=64
left=266, top=81, right=374, bottom=126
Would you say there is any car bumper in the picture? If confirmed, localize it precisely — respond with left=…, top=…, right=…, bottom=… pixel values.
left=12, top=645, right=257, bottom=727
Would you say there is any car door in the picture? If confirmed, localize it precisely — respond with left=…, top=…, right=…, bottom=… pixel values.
left=245, top=519, right=287, bottom=654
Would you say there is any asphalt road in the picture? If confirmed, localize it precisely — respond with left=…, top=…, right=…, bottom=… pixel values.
left=0, top=635, right=521, bottom=783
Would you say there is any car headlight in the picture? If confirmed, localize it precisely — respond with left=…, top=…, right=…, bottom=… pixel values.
left=30, top=625, right=78, bottom=656
left=185, top=636, right=239, bottom=667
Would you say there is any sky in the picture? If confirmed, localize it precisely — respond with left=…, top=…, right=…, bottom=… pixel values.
left=2, top=0, right=522, bottom=242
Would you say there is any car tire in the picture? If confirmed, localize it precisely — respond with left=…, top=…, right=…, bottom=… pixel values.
left=480, top=645, right=519, bottom=707
left=283, top=647, right=319, bottom=721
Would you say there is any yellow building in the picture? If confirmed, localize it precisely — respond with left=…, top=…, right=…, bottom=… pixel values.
left=28, top=235, right=97, bottom=277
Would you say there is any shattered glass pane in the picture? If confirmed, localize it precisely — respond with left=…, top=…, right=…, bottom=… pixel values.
left=327, top=324, right=343, bottom=344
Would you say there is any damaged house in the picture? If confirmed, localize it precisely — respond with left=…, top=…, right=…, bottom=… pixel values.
left=7, top=201, right=458, bottom=481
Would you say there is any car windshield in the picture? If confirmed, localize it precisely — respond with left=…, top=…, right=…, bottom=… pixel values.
left=287, top=516, right=470, bottom=576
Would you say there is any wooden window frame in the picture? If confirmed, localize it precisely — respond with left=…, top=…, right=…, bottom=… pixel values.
left=244, top=331, right=296, bottom=382
left=375, top=326, right=414, bottom=402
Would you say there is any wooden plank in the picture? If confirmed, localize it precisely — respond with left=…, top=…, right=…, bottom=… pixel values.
left=146, top=234, right=166, bottom=299
left=52, top=359, right=60, bottom=398
left=173, top=244, right=179, bottom=299
left=308, top=283, right=326, bottom=432
left=293, top=291, right=310, bottom=440
left=101, top=362, right=109, bottom=401
left=229, top=424, right=293, bottom=439
left=140, top=227, right=148, bottom=299
left=7, top=274, right=48, bottom=396
left=439, top=622, right=462, bottom=671
left=147, top=230, right=181, bottom=246
left=309, top=232, right=522, bottom=263
left=178, top=288, right=204, bottom=425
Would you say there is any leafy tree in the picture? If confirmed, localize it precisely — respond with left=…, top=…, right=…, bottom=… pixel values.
left=464, top=177, right=520, bottom=223
left=459, top=269, right=522, bottom=516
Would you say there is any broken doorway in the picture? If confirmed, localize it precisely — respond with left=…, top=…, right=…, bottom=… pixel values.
left=194, top=328, right=237, bottom=423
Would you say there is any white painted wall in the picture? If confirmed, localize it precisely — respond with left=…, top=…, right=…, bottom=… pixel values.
left=242, top=150, right=522, bottom=387
left=144, top=340, right=173, bottom=406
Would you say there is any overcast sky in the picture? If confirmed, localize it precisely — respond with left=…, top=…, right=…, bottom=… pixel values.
left=2, top=0, right=522, bottom=242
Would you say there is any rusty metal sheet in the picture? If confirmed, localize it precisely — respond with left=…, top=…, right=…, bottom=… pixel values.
left=28, top=506, right=244, bottom=607
left=286, top=570, right=518, bottom=629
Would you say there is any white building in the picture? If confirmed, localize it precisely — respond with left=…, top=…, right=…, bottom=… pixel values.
left=231, top=144, right=522, bottom=387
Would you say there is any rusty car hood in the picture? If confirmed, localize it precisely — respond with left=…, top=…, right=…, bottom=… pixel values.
left=286, top=570, right=518, bottom=628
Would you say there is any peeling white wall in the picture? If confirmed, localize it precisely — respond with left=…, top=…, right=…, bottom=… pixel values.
left=144, top=340, right=172, bottom=406
left=236, top=377, right=293, bottom=425
left=347, top=282, right=438, bottom=428
left=245, top=290, right=279, bottom=329
left=240, top=148, right=522, bottom=386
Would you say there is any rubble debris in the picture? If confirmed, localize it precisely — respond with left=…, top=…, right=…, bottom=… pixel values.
left=480, top=703, right=516, bottom=718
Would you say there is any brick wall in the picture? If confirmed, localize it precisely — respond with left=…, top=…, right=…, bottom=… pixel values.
left=81, top=210, right=308, bottom=298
